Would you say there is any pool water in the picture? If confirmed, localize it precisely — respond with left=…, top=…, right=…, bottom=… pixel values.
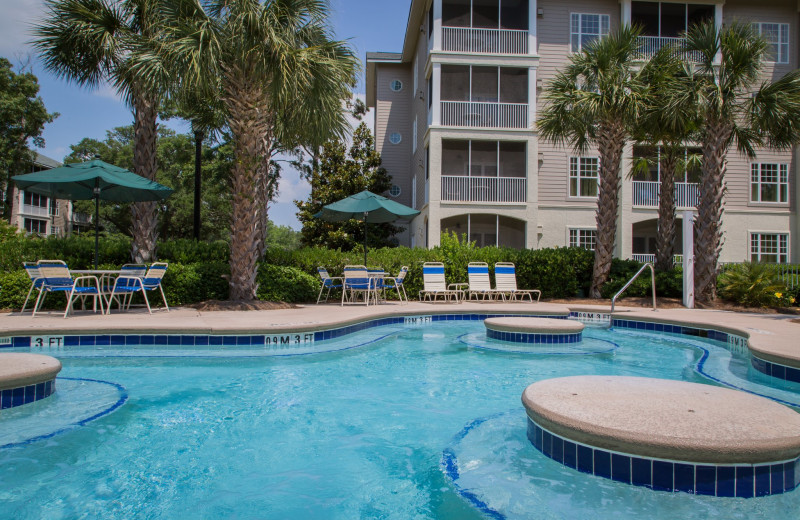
left=1, top=321, right=799, bottom=519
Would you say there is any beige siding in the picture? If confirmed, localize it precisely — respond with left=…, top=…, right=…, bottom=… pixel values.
left=375, top=64, right=413, bottom=209
left=726, top=148, right=796, bottom=212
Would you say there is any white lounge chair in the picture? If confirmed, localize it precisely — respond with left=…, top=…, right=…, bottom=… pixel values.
left=341, top=265, right=375, bottom=306
left=494, top=262, right=541, bottom=302
left=419, top=262, right=462, bottom=303
left=21, top=261, right=44, bottom=313
left=466, top=262, right=503, bottom=301
left=316, top=267, right=342, bottom=304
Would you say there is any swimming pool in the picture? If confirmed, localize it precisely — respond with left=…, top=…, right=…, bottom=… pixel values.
left=1, top=317, right=799, bottom=519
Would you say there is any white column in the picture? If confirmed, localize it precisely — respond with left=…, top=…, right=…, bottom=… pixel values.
left=714, top=4, right=723, bottom=64
left=433, top=0, right=442, bottom=52
left=620, top=0, right=632, bottom=26
left=527, top=67, right=537, bottom=129
left=682, top=210, right=695, bottom=309
left=431, top=63, right=442, bottom=126
left=528, top=0, right=537, bottom=54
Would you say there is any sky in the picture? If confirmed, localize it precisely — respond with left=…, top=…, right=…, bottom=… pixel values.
left=0, top=0, right=411, bottom=229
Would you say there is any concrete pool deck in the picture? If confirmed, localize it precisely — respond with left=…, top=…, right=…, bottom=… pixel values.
left=0, top=301, right=797, bottom=368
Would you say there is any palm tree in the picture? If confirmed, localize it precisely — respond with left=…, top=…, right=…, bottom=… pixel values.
left=681, top=21, right=800, bottom=302
left=149, top=0, right=357, bottom=300
left=34, top=0, right=169, bottom=263
left=632, top=49, right=698, bottom=271
left=538, top=26, right=649, bottom=298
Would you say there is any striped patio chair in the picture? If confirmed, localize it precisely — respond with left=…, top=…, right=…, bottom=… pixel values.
left=383, top=266, right=409, bottom=304
left=106, top=264, right=148, bottom=311
left=342, top=265, right=375, bottom=306
left=21, top=261, right=44, bottom=313
left=419, top=262, right=463, bottom=303
left=108, top=262, right=169, bottom=314
left=316, top=267, right=342, bottom=304
left=494, top=262, right=541, bottom=302
left=466, top=262, right=503, bottom=301
left=32, top=260, right=105, bottom=318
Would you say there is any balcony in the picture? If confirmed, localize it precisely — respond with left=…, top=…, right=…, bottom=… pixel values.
left=635, top=36, right=703, bottom=62
left=20, top=204, right=50, bottom=218
left=441, top=176, right=526, bottom=203
left=632, top=181, right=699, bottom=208
left=441, top=101, right=528, bottom=129
left=71, top=212, right=93, bottom=225
left=441, top=27, right=528, bottom=55
left=631, top=254, right=683, bottom=265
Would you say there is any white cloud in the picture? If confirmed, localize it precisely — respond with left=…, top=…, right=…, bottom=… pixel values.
left=0, top=0, right=46, bottom=57
left=92, top=82, right=123, bottom=102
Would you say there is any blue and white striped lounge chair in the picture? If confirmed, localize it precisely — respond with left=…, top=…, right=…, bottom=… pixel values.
left=316, top=267, right=342, bottom=304
left=106, top=264, right=148, bottom=310
left=108, top=262, right=169, bottom=314
left=21, top=261, right=44, bottom=313
left=419, top=262, right=462, bottom=303
left=342, top=265, right=375, bottom=306
left=494, top=262, right=541, bottom=302
left=32, top=260, right=105, bottom=318
left=466, top=262, right=503, bottom=301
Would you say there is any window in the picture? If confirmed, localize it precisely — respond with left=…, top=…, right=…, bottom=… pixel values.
left=569, top=157, right=599, bottom=197
left=428, top=7, right=434, bottom=38
left=753, top=23, right=789, bottom=64
left=412, top=176, right=417, bottom=209
left=51, top=202, right=59, bottom=216
left=751, top=163, right=789, bottom=203
left=390, top=132, right=402, bottom=145
left=570, top=13, right=610, bottom=52
left=750, top=233, right=788, bottom=263
left=50, top=226, right=60, bottom=236
left=23, top=191, right=48, bottom=208
left=440, top=65, right=528, bottom=103
left=413, top=117, right=417, bottom=154
left=413, top=56, right=418, bottom=94
left=442, top=0, right=528, bottom=30
left=631, top=3, right=714, bottom=38
left=569, top=228, right=597, bottom=250
left=24, top=218, right=47, bottom=234
left=389, top=185, right=401, bottom=197
left=442, top=140, right=527, bottom=178
left=390, top=79, right=403, bottom=92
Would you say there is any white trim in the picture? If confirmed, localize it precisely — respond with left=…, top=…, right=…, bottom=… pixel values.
left=567, top=156, right=599, bottom=199
left=390, top=79, right=404, bottom=92
left=390, top=132, right=403, bottom=145
left=752, top=22, right=790, bottom=64
left=748, top=230, right=790, bottom=263
left=566, top=226, right=597, bottom=250
left=570, top=13, right=610, bottom=53
left=750, top=162, right=789, bottom=204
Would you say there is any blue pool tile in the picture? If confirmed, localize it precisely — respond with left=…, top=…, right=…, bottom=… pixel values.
left=140, top=335, right=155, bottom=345
left=110, top=335, right=125, bottom=346
left=563, top=441, right=577, bottom=469
left=95, top=335, right=110, bottom=346
left=1, top=389, right=11, bottom=409
left=674, top=463, right=695, bottom=494
left=695, top=466, right=716, bottom=496
left=611, top=454, right=631, bottom=484
left=652, top=461, right=674, bottom=492
left=771, top=463, right=785, bottom=494
left=551, top=436, right=564, bottom=464
left=236, top=336, right=250, bottom=346
left=736, top=466, right=755, bottom=498
left=194, top=336, right=209, bottom=346
left=222, top=336, right=237, bottom=346
left=154, top=335, right=168, bottom=345
left=786, top=367, right=800, bottom=384
left=180, top=335, right=194, bottom=346
left=716, top=466, right=736, bottom=497
left=167, top=336, right=181, bottom=346
left=65, top=335, right=80, bottom=346
left=79, top=336, right=95, bottom=346
left=45, top=380, right=53, bottom=396
left=594, top=450, right=611, bottom=479
left=209, top=336, right=222, bottom=346
left=251, top=336, right=265, bottom=346
left=632, top=458, right=652, bottom=488
left=542, top=431, right=552, bottom=458
left=24, top=384, right=35, bottom=404
left=773, top=364, right=786, bottom=380
left=11, top=387, right=24, bottom=407
left=13, top=337, right=31, bottom=347
left=35, top=382, right=45, bottom=399
left=577, top=445, right=593, bottom=474
left=784, top=462, right=796, bottom=492
left=795, top=459, right=800, bottom=489
left=755, top=465, right=771, bottom=497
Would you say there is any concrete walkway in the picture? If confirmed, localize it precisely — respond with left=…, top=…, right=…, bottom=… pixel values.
left=1, top=301, right=798, bottom=367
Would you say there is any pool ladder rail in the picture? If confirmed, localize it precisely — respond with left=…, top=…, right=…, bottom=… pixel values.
left=610, top=262, right=657, bottom=314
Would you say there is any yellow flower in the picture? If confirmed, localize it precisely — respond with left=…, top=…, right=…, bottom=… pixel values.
left=791, top=297, right=796, bottom=304
left=775, top=292, right=783, bottom=299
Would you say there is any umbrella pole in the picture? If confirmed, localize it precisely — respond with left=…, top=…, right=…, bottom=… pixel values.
left=94, top=194, right=100, bottom=269
left=363, top=212, right=368, bottom=267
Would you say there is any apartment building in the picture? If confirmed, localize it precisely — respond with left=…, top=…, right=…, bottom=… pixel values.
left=9, top=153, right=92, bottom=237
left=366, top=0, right=800, bottom=263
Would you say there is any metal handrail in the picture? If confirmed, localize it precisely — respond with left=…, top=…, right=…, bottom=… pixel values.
left=611, top=263, right=657, bottom=313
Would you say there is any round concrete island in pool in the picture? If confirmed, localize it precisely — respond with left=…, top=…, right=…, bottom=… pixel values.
left=522, top=376, right=800, bottom=497
left=0, top=353, right=61, bottom=410
left=484, top=317, right=584, bottom=344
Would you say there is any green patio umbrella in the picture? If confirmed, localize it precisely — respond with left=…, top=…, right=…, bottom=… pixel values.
left=13, top=159, right=173, bottom=268
left=314, top=190, right=420, bottom=266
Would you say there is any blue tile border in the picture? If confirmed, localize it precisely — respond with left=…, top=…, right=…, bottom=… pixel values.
left=486, top=328, right=582, bottom=344
left=751, top=356, right=800, bottom=384
left=0, top=377, right=57, bottom=410
left=527, top=416, right=800, bottom=497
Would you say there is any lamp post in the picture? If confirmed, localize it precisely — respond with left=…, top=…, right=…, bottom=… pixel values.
left=193, top=130, right=203, bottom=240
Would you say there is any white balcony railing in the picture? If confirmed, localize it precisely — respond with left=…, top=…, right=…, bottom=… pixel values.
left=631, top=254, right=683, bottom=266
left=440, top=101, right=528, bottom=129
left=632, top=181, right=699, bottom=208
left=20, top=204, right=50, bottom=217
left=441, top=27, right=528, bottom=55
left=441, top=176, right=526, bottom=203
left=71, top=212, right=93, bottom=225
left=635, top=36, right=704, bottom=62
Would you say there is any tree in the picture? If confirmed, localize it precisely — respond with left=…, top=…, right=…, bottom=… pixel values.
left=296, top=122, right=397, bottom=250
left=151, top=0, right=358, bottom=300
left=632, top=49, right=698, bottom=271
left=34, top=0, right=170, bottom=263
left=0, top=58, right=58, bottom=220
left=681, top=21, right=800, bottom=301
left=538, top=26, right=649, bottom=298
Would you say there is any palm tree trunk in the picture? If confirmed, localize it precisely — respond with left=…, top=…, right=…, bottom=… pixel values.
left=130, top=90, right=159, bottom=263
left=224, top=66, right=271, bottom=301
left=590, top=122, right=626, bottom=298
left=695, top=121, right=731, bottom=302
left=655, top=150, right=678, bottom=271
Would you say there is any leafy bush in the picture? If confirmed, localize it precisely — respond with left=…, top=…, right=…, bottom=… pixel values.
left=161, top=262, right=230, bottom=306
left=599, top=260, right=683, bottom=300
left=718, top=263, right=794, bottom=308
left=158, top=239, right=230, bottom=264
left=256, top=264, right=319, bottom=303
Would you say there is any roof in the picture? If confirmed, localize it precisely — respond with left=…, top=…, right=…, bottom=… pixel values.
left=33, top=153, right=62, bottom=170
left=365, top=0, right=426, bottom=107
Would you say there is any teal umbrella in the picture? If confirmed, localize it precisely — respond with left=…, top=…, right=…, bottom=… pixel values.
left=13, top=159, right=174, bottom=268
left=314, top=190, right=420, bottom=265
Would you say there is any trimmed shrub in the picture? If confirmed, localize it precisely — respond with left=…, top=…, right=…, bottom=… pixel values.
left=718, top=263, right=793, bottom=308
left=161, top=262, right=230, bottom=306
left=600, top=260, right=683, bottom=299
left=256, top=264, right=319, bottom=303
